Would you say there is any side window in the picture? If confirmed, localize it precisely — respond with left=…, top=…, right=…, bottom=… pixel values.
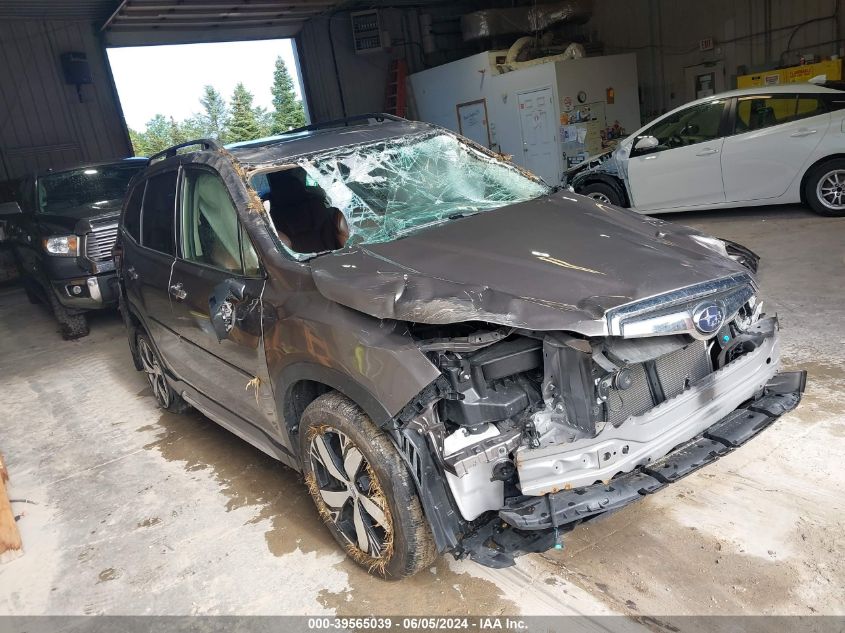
left=141, top=171, right=177, bottom=255
left=123, top=181, right=145, bottom=242
left=795, top=94, right=827, bottom=119
left=635, top=99, right=727, bottom=153
left=180, top=169, right=260, bottom=275
left=733, top=94, right=825, bottom=133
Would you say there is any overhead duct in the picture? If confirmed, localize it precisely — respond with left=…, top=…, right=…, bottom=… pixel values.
left=461, top=0, right=592, bottom=41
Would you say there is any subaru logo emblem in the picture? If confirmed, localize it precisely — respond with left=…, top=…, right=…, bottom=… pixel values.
left=693, top=302, right=724, bottom=334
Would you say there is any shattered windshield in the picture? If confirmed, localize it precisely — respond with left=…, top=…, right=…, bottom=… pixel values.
left=254, top=131, right=550, bottom=259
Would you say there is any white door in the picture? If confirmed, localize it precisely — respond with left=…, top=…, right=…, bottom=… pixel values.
left=721, top=93, right=830, bottom=203
left=627, top=98, right=728, bottom=211
left=517, top=88, right=559, bottom=184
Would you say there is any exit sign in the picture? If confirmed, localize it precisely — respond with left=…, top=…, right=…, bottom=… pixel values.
left=699, top=37, right=714, bottom=51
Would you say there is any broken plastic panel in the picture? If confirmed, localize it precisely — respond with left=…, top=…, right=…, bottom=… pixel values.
left=255, top=131, right=549, bottom=261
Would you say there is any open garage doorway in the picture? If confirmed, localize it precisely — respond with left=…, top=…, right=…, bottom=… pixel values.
left=107, top=38, right=308, bottom=157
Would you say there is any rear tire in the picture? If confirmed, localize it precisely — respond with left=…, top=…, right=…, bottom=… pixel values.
left=579, top=181, right=625, bottom=206
left=804, top=158, right=845, bottom=217
left=136, top=331, right=191, bottom=414
left=299, top=391, right=437, bottom=579
left=46, top=289, right=89, bottom=340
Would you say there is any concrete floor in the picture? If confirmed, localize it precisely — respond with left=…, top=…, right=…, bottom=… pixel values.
left=0, top=205, right=843, bottom=623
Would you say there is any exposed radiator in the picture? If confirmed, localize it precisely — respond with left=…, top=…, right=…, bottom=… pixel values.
left=605, top=340, right=711, bottom=426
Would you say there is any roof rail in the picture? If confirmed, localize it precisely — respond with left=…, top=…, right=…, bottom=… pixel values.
left=147, top=138, right=222, bottom=164
left=283, top=113, right=407, bottom=136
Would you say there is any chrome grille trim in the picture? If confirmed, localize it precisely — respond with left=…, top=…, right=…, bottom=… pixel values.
left=84, top=223, right=118, bottom=262
left=606, top=272, right=756, bottom=340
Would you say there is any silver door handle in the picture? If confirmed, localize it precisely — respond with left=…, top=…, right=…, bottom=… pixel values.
left=696, top=148, right=719, bottom=156
left=169, top=283, right=187, bottom=300
left=126, top=266, right=138, bottom=280
left=790, top=129, right=817, bottom=137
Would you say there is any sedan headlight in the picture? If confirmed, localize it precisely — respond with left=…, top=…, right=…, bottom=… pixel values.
left=43, top=235, right=79, bottom=256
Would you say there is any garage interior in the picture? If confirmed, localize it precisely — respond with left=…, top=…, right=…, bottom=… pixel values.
left=0, top=0, right=843, bottom=625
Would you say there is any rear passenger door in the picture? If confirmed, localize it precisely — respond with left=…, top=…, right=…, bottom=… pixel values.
left=721, top=93, right=830, bottom=203
left=120, top=170, right=181, bottom=363
left=168, top=166, right=271, bottom=429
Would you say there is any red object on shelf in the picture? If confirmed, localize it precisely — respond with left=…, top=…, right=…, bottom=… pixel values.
left=384, top=59, right=407, bottom=118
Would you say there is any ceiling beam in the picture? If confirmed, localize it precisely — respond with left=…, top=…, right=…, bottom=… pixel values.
left=108, top=16, right=310, bottom=28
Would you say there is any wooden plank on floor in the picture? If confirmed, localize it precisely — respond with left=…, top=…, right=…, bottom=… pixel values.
left=0, top=453, right=23, bottom=563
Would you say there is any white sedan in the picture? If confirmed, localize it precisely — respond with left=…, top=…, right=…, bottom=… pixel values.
left=565, top=82, right=845, bottom=216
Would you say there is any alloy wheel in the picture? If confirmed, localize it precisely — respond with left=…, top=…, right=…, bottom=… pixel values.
left=308, top=427, right=391, bottom=559
left=138, top=337, right=171, bottom=408
left=816, top=169, right=845, bottom=211
left=587, top=192, right=612, bottom=204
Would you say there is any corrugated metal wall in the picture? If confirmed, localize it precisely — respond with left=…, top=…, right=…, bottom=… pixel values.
left=0, top=19, right=131, bottom=181
left=590, top=0, right=843, bottom=121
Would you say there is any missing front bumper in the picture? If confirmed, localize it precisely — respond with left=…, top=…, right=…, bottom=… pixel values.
left=501, top=370, right=805, bottom=531
left=459, top=370, right=806, bottom=568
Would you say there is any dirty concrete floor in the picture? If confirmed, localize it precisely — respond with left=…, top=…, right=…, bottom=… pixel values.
left=0, top=205, right=843, bottom=622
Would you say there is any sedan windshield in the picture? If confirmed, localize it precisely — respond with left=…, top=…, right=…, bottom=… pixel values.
left=254, top=131, right=550, bottom=259
left=37, top=163, right=143, bottom=217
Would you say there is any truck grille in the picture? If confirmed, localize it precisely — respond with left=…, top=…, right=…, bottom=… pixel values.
left=85, top=224, right=118, bottom=262
left=606, top=339, right=711, bottom=426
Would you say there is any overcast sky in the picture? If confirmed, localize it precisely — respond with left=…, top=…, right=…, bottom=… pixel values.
left=107, top=39, right=303, bottom=131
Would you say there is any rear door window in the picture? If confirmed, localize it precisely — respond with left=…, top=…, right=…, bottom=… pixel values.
left=141, top=171, right=177, bottom=255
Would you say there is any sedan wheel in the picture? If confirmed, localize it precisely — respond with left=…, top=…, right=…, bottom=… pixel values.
left=816, top=169, right=845, bottom=211
left=805, top=159, right=845, bottom=217
left=308, top=427, right=391, bottom=559
left=586, top=191, right=612, bottom=204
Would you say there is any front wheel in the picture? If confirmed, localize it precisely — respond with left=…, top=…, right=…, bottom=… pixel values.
left=579, top=181, right=625, bottom=206
left=805, top=159, right=845, bottom=217
left=299, top=391, right=436, bottom=579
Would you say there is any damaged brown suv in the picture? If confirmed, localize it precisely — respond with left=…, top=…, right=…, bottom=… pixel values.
left=115, top=114, right=806, bottom=579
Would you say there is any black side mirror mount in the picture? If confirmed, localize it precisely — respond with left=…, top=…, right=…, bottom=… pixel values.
left=209, top=278, right=247, bottom=341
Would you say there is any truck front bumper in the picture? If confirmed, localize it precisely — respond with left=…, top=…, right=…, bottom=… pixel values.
left=51, top=273, right=118, bottom=310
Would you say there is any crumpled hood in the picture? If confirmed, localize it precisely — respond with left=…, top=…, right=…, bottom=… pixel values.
left=310, top=193, right=750, bottom=333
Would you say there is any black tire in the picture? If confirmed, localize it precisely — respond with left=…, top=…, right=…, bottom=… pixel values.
left=135, top=331, right=191, bottom=414
left=46, top=288, right=89, bottom=339
left=22, top=279, right=42, bottom=305
left=579, top=181, right=625, bottom=206
left=299, top=391, right=437, bottom=580
left=804, top=158, right=845, bottom=217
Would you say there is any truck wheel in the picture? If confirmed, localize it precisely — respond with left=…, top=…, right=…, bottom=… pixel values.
left=300, top=391, right=437, bottom=579
left=805, top=159, right=845, bottom=217
left=23, top=279, right=42, bottom=305
left=580, top=181, right=624, bottom=206
left=46, top=289, right=89, bottom=339
left=136, top=332, right=190, bottom=413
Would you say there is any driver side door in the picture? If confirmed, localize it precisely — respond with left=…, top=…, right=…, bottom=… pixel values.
left=167, top=166, right=274, bottom=433
left=627, top=98, right=729, bottom=211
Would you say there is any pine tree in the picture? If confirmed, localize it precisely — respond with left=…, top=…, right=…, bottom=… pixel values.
left=227, top=83, right=262, bottom=142
left=199, top=85, right=229, bottom=141
left=270, top=56, right=306, bottom=134
left=135, top=114, right=173, bottom=156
